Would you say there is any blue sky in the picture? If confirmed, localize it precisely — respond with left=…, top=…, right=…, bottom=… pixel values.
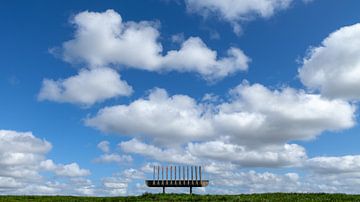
left=1, top=0, right=360, bottom=195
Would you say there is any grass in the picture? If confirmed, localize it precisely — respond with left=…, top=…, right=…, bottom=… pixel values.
left=0, top=193, right=360, bottom=202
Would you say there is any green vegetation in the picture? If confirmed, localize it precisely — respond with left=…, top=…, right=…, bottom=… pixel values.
left=1, top=193, right=360, bottom=202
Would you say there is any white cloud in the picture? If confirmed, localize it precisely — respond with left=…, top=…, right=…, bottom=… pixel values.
left=99, top=161, right=360, bottom=195
left=307, top=155, right=360, bottom=174
left=140, top=162, right=161, bottom=173
left=93, top=154, right=133, bottom=164
left=218, top=82, right=355, bottom=146
left=38, top=67, right=132, bottom=106
left=87, top=82, right=355, bottom=147
left=122, top=168, right=145, bottom=180
left=119, top=139, right=196, bottom=164
left=201, top=164, right=343, bottom=194
left=299, top=23, right=360, bottom=100
left=101, top=168, right=146, bottom=196
left=94, top=140, right=133, bottom=164
left=303, top=155, right=360, bottom=193
left=188, top=141, right=306, bottom=167
left=186, top=0, right=292, bottom=20
left=102, top=179, right=128, bottom=196
left=210, top=170, right=301, bottom=193
left=0, top=130, right=52, bottom=154
left=41, top=160, right=90, bottom=177
left=185, top=0, right=292, bottom=34
left=119, top=139, right=305, bottom=168
left=40, top=9, right=250, bottom=107
left=87, top=82, right=356, bottom=171
left=13, top=184, right=61, bottom=195
left=63, top=9, right=161, bottom=68
left=62, top=9, right=249, bottom=80
left=196, top=155, right=360, bottom=194
left=0, top=130, right=51, bottom=180
left=0, top=177, right=23, bottom=189
left=86, top=88, right=213, bottom=145
left=0, top=130, right=91, bottom=195
left=171, top=33, right=185, bottom=43
left=70, top=178, right=96, bottom=196
left=97, top=141, right=110, bottom=153
left=162, top=38, right=250, bottom=80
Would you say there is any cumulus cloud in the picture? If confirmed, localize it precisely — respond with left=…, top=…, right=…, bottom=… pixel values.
left=210, top=170, right=301, bottom=193
left=38, top=67, right=132, bottom=106
left=102, top=178, right=128, bottom=195
left=0, top=177, right=23, bottom=189
left=185, top=0, right=292, bottom=34
left=97, top=141, right=110, bottom=153
left=192, top=154, right=360, bottom=194
left=218, top=82, right=355, bottom=146
left=41, top=160, right=90, bottom=177
left=301, top=155, right=360, bottom=193
left=161, top=39, right=249, bottom=79
left=189, top=162, right=360, bottom=194
left=307, top=155, right=360, bottom=174
left=93, top=140, right=133, bottom=164
left=87, top=81, right=356, bottom=170
left=101, top=168, right=145, bottom=196
left=40, top=9, right=250, bottom=106
left=101, top=162, right=360, bottom=195
left=70, top=178, right=96, bottom=196
left=55, top=163, right=90, bottom=177
left=188, top=141, right=306, bottom=167
left=0, top=130, right=91, bottom=195
left=39, top=9, right=250, bottom=106
left=119, top=139, right=196, bottom=164
left=87, top=82, right=355, bottom=147
left=62, top=9, right=249, bottom=80
left=86, top=88, right=213, bottom=145
left=93, top=154, right=133, bottom=164
left=0, top=130, right=51, bottom=180
left=119, top=138, right=306, bottom=167
left=299, top=23, right=360, bottom=100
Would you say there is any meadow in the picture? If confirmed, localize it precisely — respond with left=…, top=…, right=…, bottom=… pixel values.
left=1, top=193, right=360, bottom=202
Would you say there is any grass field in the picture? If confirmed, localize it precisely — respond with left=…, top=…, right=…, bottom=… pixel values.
left=1, top=193, right=360, bottom=202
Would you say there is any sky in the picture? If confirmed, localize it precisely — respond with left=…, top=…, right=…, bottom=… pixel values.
left=1, top=0, right=360, bottom=196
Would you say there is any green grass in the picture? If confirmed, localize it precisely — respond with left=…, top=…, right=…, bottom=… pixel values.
left=1, top=193, right=360, bottom=202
